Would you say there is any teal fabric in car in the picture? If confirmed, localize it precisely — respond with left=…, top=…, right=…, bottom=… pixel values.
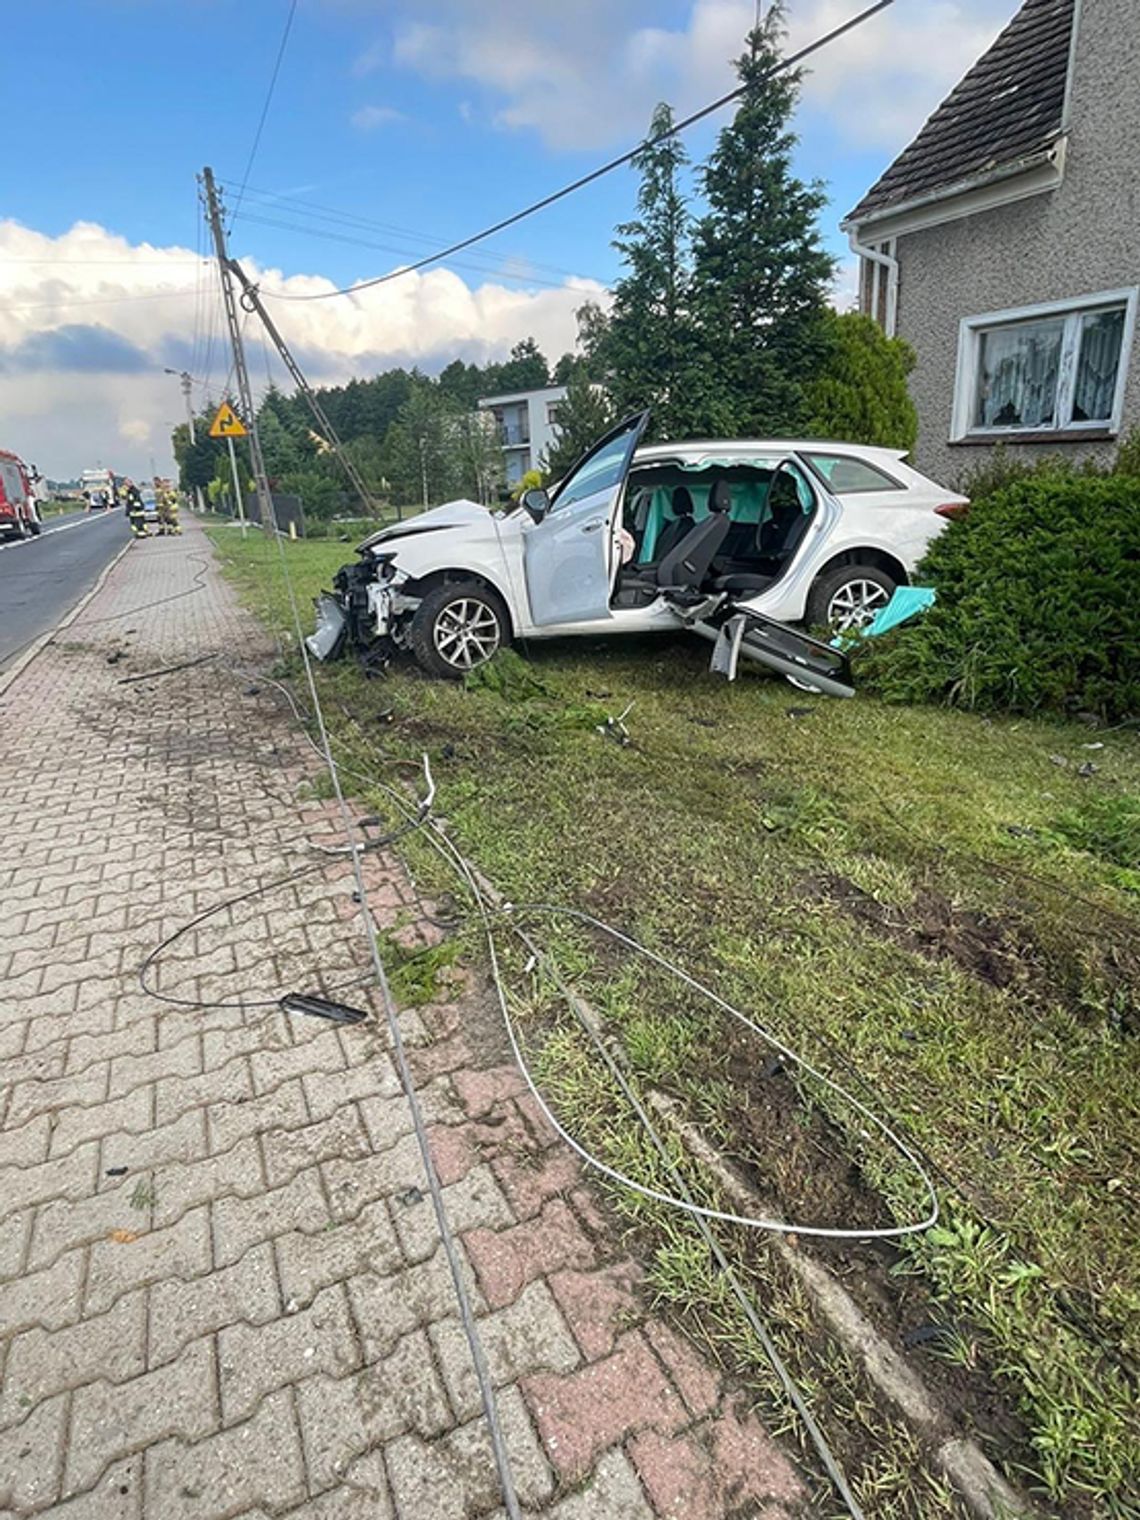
left=637, top=477, right=773, bottom=563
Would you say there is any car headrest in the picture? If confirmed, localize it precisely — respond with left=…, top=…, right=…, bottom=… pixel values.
left=671, top=485, right=695, bottom=518
left=708, top=479, right=732, bottom=514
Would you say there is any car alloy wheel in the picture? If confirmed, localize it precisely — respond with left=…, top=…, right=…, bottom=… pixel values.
left=433, top=596, right=502, bottom=670
left=826, top=577, right=891, bottom=633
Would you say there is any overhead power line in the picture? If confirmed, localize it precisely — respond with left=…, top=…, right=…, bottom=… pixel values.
left=232, top=210, right=599, bottom=291
left=221, top=177, right=605, bottom=283
left=1, top=287, right=199, bottom=313
left=229, top=0, right=300, bottom=229
left=265, top=0, right=895, bottom=304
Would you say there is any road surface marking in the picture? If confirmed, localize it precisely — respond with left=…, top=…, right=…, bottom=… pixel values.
left=0, top=512, right=120, bottom=555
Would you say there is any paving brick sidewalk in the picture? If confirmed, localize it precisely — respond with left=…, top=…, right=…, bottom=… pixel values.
left=0, top=519, right=806, bottom=1518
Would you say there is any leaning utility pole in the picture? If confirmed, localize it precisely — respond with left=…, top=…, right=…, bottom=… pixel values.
left=201, top=166, right=276, bottom=535
left=221, top=254, right=394, bottom=521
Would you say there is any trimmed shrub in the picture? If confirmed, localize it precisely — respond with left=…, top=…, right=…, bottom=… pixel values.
left=859, top=472, right=1140, bottom=721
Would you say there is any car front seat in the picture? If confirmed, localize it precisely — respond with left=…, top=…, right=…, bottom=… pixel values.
left=649, top=486, right=695, bottom=564
left=656, top=479, right=732, bottom=589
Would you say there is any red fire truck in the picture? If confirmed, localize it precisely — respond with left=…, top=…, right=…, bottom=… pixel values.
left=0, top=450, right=42, bottom=540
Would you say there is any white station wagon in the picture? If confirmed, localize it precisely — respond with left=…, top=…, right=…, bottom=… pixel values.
left=309, top=413, right=966, bottom=695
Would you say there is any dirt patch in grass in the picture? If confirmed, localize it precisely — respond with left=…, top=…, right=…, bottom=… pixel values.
left=808, top=872, right=1032, bottom=989
left=810, top=869, right=1140, bottom=1038
left=698, top=1033, right=1050, bottom=1508
left=719, top=1031, right=893, bottom=1234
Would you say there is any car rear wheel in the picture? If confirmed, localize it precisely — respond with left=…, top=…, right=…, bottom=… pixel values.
left=807, top=563, right=896, bottom=634
left=409, top=581, right=508, bottom=680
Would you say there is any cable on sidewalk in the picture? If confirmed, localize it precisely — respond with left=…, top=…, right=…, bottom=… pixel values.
left=79, top=553, right=213, bottom=626
left=137, top=808, right=423, bottom=1012
left=324, top=754, right=869, bottom=1517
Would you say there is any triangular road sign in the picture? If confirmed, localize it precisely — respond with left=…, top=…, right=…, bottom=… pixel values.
left=209, top=402, right=247, bottom=439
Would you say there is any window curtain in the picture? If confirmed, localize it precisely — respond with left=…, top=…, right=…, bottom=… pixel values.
left=975, top=321, right=1063, bottom=428
left=1072, top=308, right=1125, bottom=422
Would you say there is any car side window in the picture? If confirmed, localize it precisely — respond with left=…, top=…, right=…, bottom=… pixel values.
left=549, top=416, right=645, bottom=512
left=805, top=453, right=903, bottom=493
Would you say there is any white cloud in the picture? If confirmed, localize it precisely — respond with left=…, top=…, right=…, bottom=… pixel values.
left=830, top=255, right=860, bottom=313
left=385, top=0, right=1014, bottom=154
left=0, top=219, right=605, bottom=481
left=350, top=104, right=405, bottom=130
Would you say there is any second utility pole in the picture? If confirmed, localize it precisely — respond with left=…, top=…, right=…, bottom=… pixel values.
left=201, top=166, right=276, bottom=537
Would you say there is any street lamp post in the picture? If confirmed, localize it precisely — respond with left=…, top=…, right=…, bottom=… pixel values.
left=165, top=368, right=204, bottom=513
left=164, top=368, right=195, bottom=441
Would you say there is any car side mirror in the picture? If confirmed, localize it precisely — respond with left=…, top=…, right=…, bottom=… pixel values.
left=521, top=486, right=550, bottom=523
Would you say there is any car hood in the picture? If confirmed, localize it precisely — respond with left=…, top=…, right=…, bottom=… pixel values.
left=358, top=498, right=492, bottom=555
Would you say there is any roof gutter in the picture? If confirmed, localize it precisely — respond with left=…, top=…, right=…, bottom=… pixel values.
left=841, top=138, right=1066, bottom=242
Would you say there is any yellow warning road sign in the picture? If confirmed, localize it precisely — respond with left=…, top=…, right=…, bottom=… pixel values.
left=209, top=402, right=247, bottom=439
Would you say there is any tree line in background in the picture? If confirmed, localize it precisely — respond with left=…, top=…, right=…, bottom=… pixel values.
left=174, top=7, right=917, bottom=517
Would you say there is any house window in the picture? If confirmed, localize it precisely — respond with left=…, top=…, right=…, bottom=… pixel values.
left=953, top=289, right=1138, bottom=439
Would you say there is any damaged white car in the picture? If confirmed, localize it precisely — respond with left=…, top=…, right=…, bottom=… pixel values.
left=307, top=413, right=965, bottom=697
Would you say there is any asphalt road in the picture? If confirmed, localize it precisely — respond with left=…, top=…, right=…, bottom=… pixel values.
left=0, top=509, right=131, bottom=672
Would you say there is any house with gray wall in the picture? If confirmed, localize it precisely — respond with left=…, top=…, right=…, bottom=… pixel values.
left=842, top=0, right=1138, bottom=486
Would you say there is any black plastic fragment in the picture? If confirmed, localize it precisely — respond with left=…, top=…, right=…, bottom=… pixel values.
left=902, top=1322, right=958, bottom=1349
left=279, top=993, right=368, bottom=1025
left=105, top=1166, right=128, bottom=1177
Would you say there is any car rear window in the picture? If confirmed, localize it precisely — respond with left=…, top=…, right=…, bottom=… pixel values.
left=805, top=453, right=903, bottom=493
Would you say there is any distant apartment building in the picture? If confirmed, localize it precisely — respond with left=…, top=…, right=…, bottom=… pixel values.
left=477, top=385, right=567, bottom=486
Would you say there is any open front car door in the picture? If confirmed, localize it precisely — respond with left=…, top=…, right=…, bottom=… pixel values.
left=523, top=411, right=649, bottom=627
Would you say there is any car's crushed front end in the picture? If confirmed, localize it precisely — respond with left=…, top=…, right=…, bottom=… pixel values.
left=307, top=552, right=410, bottom=663
left=305, top=498, right=509, bottom=672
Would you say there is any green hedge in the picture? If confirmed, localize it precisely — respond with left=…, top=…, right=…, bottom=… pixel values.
left=859, top=472, right=1140, bottom=721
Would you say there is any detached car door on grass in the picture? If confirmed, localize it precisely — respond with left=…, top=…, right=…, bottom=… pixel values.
left=523, top=412, right=649, bottom=627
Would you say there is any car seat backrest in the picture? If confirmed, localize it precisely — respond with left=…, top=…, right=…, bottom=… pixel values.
left=651, top=485, right=696, bottom=562
left=656, top=478, right=731, bottom=588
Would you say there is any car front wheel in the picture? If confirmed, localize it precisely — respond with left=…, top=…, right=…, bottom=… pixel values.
left=806, top=563, right=896, bottom=634
left=409, top=580, right=509, bottom=679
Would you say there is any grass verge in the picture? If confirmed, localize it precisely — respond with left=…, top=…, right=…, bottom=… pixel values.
left=207, top=525, right=1140, bottom=1517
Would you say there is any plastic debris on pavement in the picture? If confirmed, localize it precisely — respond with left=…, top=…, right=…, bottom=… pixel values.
left=280, top=993, right=368, bottom=1025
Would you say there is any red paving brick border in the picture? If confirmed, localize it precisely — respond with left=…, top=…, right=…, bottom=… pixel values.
left=0, top=519, right=806, bottom=1517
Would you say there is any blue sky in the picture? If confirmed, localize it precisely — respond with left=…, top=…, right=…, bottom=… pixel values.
left=2, top=0, right=1016, bottom=477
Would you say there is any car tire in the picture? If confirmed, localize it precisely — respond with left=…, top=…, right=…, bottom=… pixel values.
left=409, top=580, right=509, bottom=680
left=806, top=563, right=897, bottom=634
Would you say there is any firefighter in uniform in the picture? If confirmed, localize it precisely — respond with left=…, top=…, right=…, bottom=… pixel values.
left=124, top=480, right=147, bottom=538
left=157, top=486, right=181, bottom=535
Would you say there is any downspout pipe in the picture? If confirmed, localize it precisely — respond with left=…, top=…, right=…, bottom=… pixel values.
left=845, top=230, right=898, bottom=338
